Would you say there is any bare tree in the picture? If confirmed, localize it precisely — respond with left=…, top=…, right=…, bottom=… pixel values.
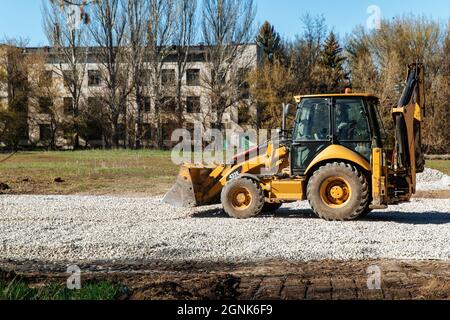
left=146, top=0, right=176, bottom=148
left=28, top=52, right=61, bottom=150
left=173, top=0, right=198, bottom=128
left=289, top=14, right=327, bottom=94
left=89, top=0, right=133, bottom=148
left=124, top=0, right=151, bottom=149
left=346, top=15, right=448, bottom=153
left=43, top=0, right=90, bottom=149
left=201, top=0, right=256, bottom=129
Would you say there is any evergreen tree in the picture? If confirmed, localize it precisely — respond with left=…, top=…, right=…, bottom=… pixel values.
left=256, top=21, right=283, bottom=62
left=313, top=31, right=348, bottom=92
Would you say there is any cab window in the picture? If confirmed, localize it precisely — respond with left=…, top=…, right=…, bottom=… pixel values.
left=294, top=98, right=330, bottom=141
left=335, top=98, right=371, bottom=160
left=335, top=98, right=370, bottom=141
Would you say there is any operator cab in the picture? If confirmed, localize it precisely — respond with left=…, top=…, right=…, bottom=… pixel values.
left=290, top=93, right=385, bottom=176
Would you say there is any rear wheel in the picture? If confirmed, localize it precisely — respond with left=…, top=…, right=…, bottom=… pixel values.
left=307, top=162, right=369, bottom=221
left=360, top=206, right=373, bottom=218
left=221, top=178, right=265, bottom=219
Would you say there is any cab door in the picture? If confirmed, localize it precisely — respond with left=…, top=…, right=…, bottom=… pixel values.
left=334, top=97, right=372, bottom=160
left=291, top=98, right=332, bottom=175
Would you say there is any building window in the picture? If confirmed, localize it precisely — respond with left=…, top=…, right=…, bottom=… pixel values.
left=62, top=70, right=73, bottom=87
left=237, top=68, right=250, bottom=99
left=88, top=70, right=101, bottom=86
left=238, top=105, right=251, bottom=125
left=211, top=69, right=226, bottom=85
left=143, top=123, right=152, bottom=140
left=38, top=97, right=53, bottom=113
left=161, top=69, right=175, bottom=86
left=85, top=119, right=103, bottom=141
left=162, top=123, right=176, bottom=141
left=143, top=97, right=151, bottom=112
left=161, top=96, right=176, bottom=112
left=88, top=97, right=102, bottom=109
left=186, top=122, right=195, bottom=135
left=63, top=97, right=74, bottom=115
left=186, top=96, right=201, bottom=113
left=140, top=69, right=151, bottom=86
left=116, top=124, right=126, bottom=141
left=39, top=124, right=52, bottom=142
left=186, top=69, right=200, bottom=86
left=39, top=70, right=53, bottom=87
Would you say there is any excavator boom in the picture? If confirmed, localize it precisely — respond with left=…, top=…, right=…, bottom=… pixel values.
left=391, top=63, right=426, bottom=195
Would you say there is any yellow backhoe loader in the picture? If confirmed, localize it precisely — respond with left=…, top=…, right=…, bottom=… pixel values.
left=164, top=63, right=426, bottom=221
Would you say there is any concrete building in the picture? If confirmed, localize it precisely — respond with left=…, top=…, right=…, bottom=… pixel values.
left=2, top=44, right=261, bottom=149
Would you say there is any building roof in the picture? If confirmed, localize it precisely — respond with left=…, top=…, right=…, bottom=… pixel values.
left=19, top=43, right=259, bottom=64
left=294, top=93, right=378, bottom=103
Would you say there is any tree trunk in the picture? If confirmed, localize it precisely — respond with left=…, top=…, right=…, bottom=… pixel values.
left=135, top=92, right=143, bottom=149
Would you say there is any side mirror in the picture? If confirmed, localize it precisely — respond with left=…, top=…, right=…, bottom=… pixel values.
left=282, top=103, right=291, bottom=132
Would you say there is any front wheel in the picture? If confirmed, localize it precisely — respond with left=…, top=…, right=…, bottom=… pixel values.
left=221, top=178, right=265, bottom=219
left=307, top=162, right=369, bottom=221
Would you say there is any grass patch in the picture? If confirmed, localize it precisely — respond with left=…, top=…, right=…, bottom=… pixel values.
left=0, top=278, right=124, bottom=300
left=0, top=150, right=179, bottom=196
left=1, top=151, right=448, bottom=196
left=427, top=160, right=450, bottom=176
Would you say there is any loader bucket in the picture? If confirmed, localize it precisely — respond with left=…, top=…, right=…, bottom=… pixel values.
left=163, top=166, right=198, bottom=208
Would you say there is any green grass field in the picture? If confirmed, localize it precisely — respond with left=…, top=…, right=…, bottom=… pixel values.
left=426, top=160, right=450, bottom=176
left=0, top=151, right=449, bottom=196
left=0, top=278, right=124, bottom=300
left=0, top=150, right=178, bottom=196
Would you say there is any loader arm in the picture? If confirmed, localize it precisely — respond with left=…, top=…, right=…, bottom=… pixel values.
left=163, top=141, right=290, bottom=208
left=392, top=63, right=426, bottom=193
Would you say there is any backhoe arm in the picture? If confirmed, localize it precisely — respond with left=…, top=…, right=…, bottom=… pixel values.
left=392, top=63, right=426, bottom=192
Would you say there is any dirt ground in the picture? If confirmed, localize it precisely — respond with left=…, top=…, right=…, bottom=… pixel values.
left=1, top=259, right=448, bottom=300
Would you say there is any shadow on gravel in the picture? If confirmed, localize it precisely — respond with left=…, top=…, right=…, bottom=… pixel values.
left=191, top=208, right=316, bottom=219
left=191, top=208, right=450, bottom=225
left=368, top=211, right=450, bottom=225
left=191, top=209, right=229, bottom=218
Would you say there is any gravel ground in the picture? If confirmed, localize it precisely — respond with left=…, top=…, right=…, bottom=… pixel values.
left=0, top=195, right=449, bottom=263
left=417, top=168, right=450, bottom=191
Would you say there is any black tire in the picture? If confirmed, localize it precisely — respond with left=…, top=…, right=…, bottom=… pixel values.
left=221, top=178, right=265, bottom=219
left=360, top=206, right=373, bottom=218
left=262, top=202, right=283, bottom=213
left=307, top=162, right=369, bottom=221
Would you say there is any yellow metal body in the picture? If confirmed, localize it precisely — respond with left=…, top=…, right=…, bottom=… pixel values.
left=230, top=187, right=253, bottom=210
left=319, top=177, right=352, bottom=208
left=371, top=148, right=385, bottom=206
left=266, top=179, right=304, bottom=201
left=170, top=140, right=376, bottom=206
left=391, top=102, right=423, bottom=197
left=305, top=145, right=371, bottom=175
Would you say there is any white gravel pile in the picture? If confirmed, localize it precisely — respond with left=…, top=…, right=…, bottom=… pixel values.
left=416, top=168, right=450, bottom=191
left=0, top=195, right=449, bottom=263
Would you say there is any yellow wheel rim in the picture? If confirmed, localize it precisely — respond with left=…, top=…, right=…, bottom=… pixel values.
left=319, top=177, right=352, bottom=208
left=230, top=187, right=253, bottom=210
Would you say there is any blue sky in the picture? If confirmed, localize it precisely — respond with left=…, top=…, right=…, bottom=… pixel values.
left=0, top=0, right=448, bottom=46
